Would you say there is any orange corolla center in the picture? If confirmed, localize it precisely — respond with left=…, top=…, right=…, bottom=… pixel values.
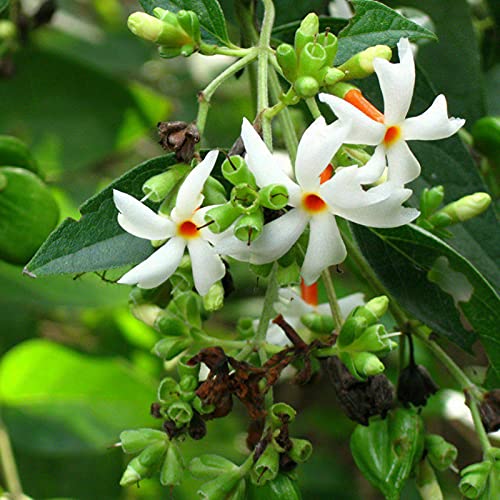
left=178, top=220, right=199, bottom=238
left=302, top=193, right=327, bottom=214
left=301, top=280, right=318, bottom=306
left=383, top=125, right=401, bottom=147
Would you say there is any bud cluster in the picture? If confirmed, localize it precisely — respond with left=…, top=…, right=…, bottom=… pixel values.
left=276, top=13, right=391, bottom=99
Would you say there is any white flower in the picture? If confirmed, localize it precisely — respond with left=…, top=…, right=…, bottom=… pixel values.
left=319, top=38, right=465, bottom=186
left=113, top=150, right=226, bottom=295
left=216, top=118, right=419, bottom=285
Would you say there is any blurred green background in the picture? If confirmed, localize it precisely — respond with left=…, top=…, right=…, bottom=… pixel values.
left=0, top=0, right=498, bottom=498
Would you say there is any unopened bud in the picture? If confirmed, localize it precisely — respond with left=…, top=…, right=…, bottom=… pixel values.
left=142, top=165, right=189, bottom=202
left=153, top=336, right=191, bottom=360
left=288, top=438, right=313, bottom=463
left=221, top=156, right=256, bottom=187
left=120, top=440, right=168, bottom=486
left=353, top=352, right=385, bottom=377
left=425, top=434, right=457, bottom=470
left=339, top=45, right=392, bottom=80
left=230, top=183, right=259, bottom=214
left=234, top=210, right=264, bottom=243
left=177, top=10, right=201, bottom=43
left=119, top=428, right=167, bottom=454
left=300, top=313, right=335, bottom=334
left=295, top=13, right=319, bottom=55
left=160, top=441, right=184, bottom=486
left=131, top=304, right=163, bottom=327
left=259, top=184, right=289, bottom=210
left=189, top=454, right=238, bottom=480
left=436, top=192, right=492, bottom=225
left=338, top=315, right=367, bottom=347
left=459, top=461, right=492, bottom=498
left=203, top=281, right=225, bottom=312
left=420, top=185, right=444, bottom=218
left=127, top=12, right=191, bottom=47
left=364, top=295, right=389, bottom=319
left=324, top=67, right=345, bottom=87
left=276, top=43, right=298, bottom=83
left=204, top=201, right=241, bottom=233
left=294, top=75, right=320, bottom=98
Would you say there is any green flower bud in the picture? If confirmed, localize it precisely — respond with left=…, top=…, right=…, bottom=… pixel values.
left=0, top=20, right=17, bottom=41
left=338, top=316, right=368, bottom=347
left=231, top=183, right=260, bottom=214
left=435, top=193, right=492, bottom=225
left=236, top=317, right=255, bottom=338
left=252, top=445, right=280, bottom=485
left=329, top=82, right=358, bottom=98
left=348, top=324, right=389, bottom=353
left=158, top=377, right=180, bottom=403
left=353, top=352, right=385, bottom=377
left=131, top=304, right=163, bottom=328
left=203, top=177, right=227, bottom=205
left=298, top=42, right=328, bottom=77
left=294, top=13, right=319, bottom=55
left=204, top=203, right=241, bottom=233
left=168, top=400, right=194, bottom=427
left=153, top=337, right=191, bottom=360
left=339, top=45, right=392, bottom=80
left=258, top=184, right=289, bottom=210
left=120, top=429, right=167, bottom=454
left=234, top=210, right=264, bottom=243
left=300, top=313, right=335, bottom=334
left=288, top=438, right=313, bottom=463
left=324, top=67, right=345, bottom=87
left=160, top=441, right=184, bottom=486
left=120, top=440, right=168, bottom=486
left=420, top=186, right=444, bottom=218
left=189, top=454, right=238, bottom=481
left=221, top=156, right=256, bottom=187
left=128, top=12, right=192, bottom=47
left=294, top=76, right=320, bottom=98
left=276, top=43, right=298, bottom=83
left=321, top=31, right=338, bottom=66
left=0, top=136, right=39, bottom=174
left=198, top=470, right=245, bottom=500
left=471, top=116, right=500, bottom=160
left=177, top=10, right=201, bottom=44
left=142, top=164, right=189, bottom=202
left=416, top=459, right=443, bottom=500
left=459, top=461, right=492, bottom=498
left=270, top=402, right=297, bottom=428
left=364, top=295, right=389, bottom=319
left=155, top=314, right=189, bottom=336
left=427, top=211, right=453, bottom=228
left=203, top=281, right=225, bottom=312
left=425, top=434, right=458, bottom=471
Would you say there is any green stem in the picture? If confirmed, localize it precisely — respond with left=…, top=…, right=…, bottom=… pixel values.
left=255, top=263, right=280, bottom=349
left=468, top=394, right=492, bottom=455
left=0, top=417, right=23, bottom=499
left=305, top=97, right=321, bottom=119
left=200, top=44, right=254, bottom=58
left=321, top=269, right=344, bottom=328
left=196, top=50, right=258, bottom=136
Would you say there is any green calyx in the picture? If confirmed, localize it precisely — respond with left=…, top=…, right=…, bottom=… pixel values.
left=203, top=176, right=227, bottom=205
left=142, top=164, right=189, bottom=202
left=424, top=434, right=458, bottom=471
left=205, top=203, right=241, bottom=233
left=270, top=402, right=297, bottom=428
left=288, top=438, right=313, bottom=463
left=251, top=445, right=280, bottom=485
left=120, top=428, right=167, bottom=454
left=231, top=183, right=260, bottom=214
left=120, top=440, right=168, bottom=486
left=459, top=461, right=492, bottom=498
left=222, top=156, right=256, bottom=187
left=160, top=441, right=185, bottom=486
left=300, top=312, right=335, bottom=334
left=338, top=45, right=391, bottom=80
left=259, top=184, right=289, bottom=210
left=234, top=210, right=264, bottom=243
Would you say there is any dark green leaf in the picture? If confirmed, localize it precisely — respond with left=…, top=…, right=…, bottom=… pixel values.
left=260, top=0, right=330, bottom=26
left=0, top=339, right=156, bottom=453
left=139, top=0, right=230, bottom=45
left=272, top=17, right=349, bottom=45
left=336, top=0, right=437, bottom=64
left=357, top=67, right=500, bottom=291
left=351, top=223, right=500, bottom=382
left=384, top=0, right=485, bottom=125
left=25, top=155, right=177, bottom=277
left=0, top=0, right=8, bottom=14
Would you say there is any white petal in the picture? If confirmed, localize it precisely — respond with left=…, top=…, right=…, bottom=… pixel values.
left=319, top=93, right=385, bottom=145
left=212, top=231, right=253, bottom=262
left=316, top=292, right=365, bottom=317
left=275, top=288, right=313, bottom=319
left=301, top=214, right=347, bottom=285
left=374, top=38, right=415, bottom=124
left=334, top=188, right=419, bottom=227
left=295, top=118, right=349, bottom=190
left=351, top=145, right=387, bottom=185
left=320, top=165, right=392, bottom=210
left=249, top=209, right=309, bottom=264
left=113, top=190, right=175, bottom=240
left=241, top=118, right=300, bottom=197
left=118, top=237, right=185, bottom=289
left=188, top=238, right=226, bottom=296
left=174, top=150, right=219, bottom=219
left=386, top=141, right=421, bottom=185
left=403, top=95, right=465, bottom=141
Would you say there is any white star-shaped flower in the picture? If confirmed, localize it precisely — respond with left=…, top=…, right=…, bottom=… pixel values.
left=319, top=38, right=465, bottom=186
left=216, top=118, right=419, bottom=285
left=113, top=150, right=226, bottom=295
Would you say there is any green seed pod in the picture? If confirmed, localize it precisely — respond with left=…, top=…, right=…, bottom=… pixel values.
left=298, top=42, right=328, bottom=78
left=339, top=45, right=392, bottom=80
left=236, top=317, right=255, bottom=339
left=364, top=296, right=389, bottom=320
left=329, top=82, right=358, bottom=99
left=0, top=167, right=59, bottom=265
left=204, top=203, right=241, bottom=233
left=203, top=176, right=227, bottom=205
left=167, top=400, right=194, bottom=427
left=119, top=428, right=167, bottom=454
left=252, top=445, right=280, bottom=486
left=259, top=184, right=289, bottom=210
left=231, top=183, right=260, bottom=214
left=189, top=454, right=238, bottom=481
left=203, top=281, right=225, bottom=311
left=288, top=438, right=313, bottom=463
left=294, top=76, right=320, bottom=98
left=459, top=461, right=492, bottom=498
left=234, top=210, right=264, bottom=243
left=324, top=67, right=345, bottom=87
left=247, top=473, right=302, bottom=500
left=276, top=43, right=298, bottom=83
left=160, top=441, right=184, bottom=486
left=353, top=352, right=385, bottom=378
left=270, top=402, right=297, bottom=428
left=420, top=186, right=445, bottom=218
left=221, top=156, right=256, bottom=187
left=425, top=434, right=458, bottom=471
left=158, top=377, right=180, bottom=403
left=471, top=116, right=500, bottom=160
left=153, top=337, right=191, bottom=360
left=337, top=315, right=368, bottom=347
left=177, top=355, right=200, bottom=379
left=198, top=469, right=245, bottom=500
left=416, top=459, right=444, bottom=500
left=0, top=136, right=39, bottom=174
left=120, top=440, right=168, bottom=486
left=300, top=313, right=335, bottom=334
left=177, top=10, right=201, bottom=44
left=294, top=13, right=319, bottom=56
left=321, top=31, right=338, bottom=66
left=142, top=164, right=189, bottom=202
left=435, top=193, right=492, bottom=224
